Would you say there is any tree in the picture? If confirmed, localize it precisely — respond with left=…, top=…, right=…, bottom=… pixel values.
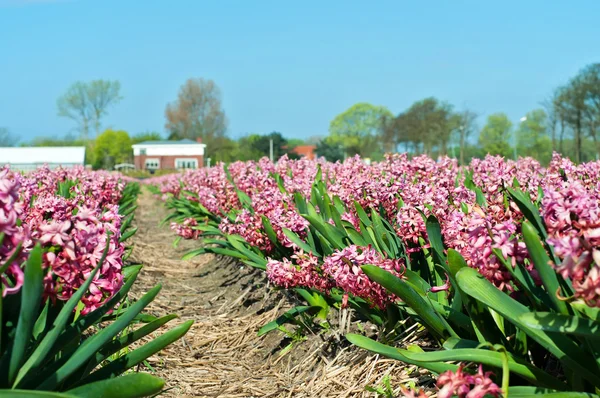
left=0, top=128, right=16, bottom=147
left=517, top=109, right=552, bottom=164
left=454, top=109, right=478, bottom=165
left=57, top=80, right=122, bottom=139
left=315, top=137, right=344, bottom=162
left=328, top=103, right=393, bottom=157
left=93, top=129, right=132, bottom=170
left=132, top=131, right=163, bottom=144
left=479, top=113, right=513, bottom=158
left=383, top=98, right=457, bottom=157
left=165, top=78, right=228, bottom=159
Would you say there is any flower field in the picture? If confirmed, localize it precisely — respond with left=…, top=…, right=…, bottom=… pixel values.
left=0, top=167, right=191, bottom=397
left=158, top=153, right=600, bottom=397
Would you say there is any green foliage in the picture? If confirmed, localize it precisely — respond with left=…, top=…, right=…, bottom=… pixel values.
left=479, top=112, right=513, bottom=157
left=131, top=131, right=163, bottom=144
left=315, top=137, right=344, bottom=161
left=0, top=183, right=191, bottom=397
left=329, top=102, right=393, bottom=157
left=517, top=109, right=553, bottom=164
left=92, top=129, right=132, bottom=170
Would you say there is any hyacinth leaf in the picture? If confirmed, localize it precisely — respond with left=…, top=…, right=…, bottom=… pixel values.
left=425, top=216, right=447, bottom=265
left=0, top=242, right=23, bottom=275
left=345, top=334, right=457, bottom=374
left=519, top=312, right=600, bottom=339
left=47, top=265, right=144, bottom=360
left=302, top=213, right=345, bottom=250
left=447, top=249, right=508, bottom=345
left=353, top=202, right=372, bottom=227
left=181, top=247, right=209, bottom=260
left=295, top=289, right=329, bottom=320
left=507, top=187, right=547, bottom=239
left=8, top=244, right=44, bottom=385
left=119, top=214, right=134, bottom=234
left=521, top=221, right=569, bottom=315
left=507, top=386, right=600, bottom=397
left=493, top=248, right=550, bottom=310
left=79, top=314, right=178, bottom=377
left=344, top=226, right=367, bottom=247
left=33, top=301, right=50, bottom=341
left=257, top=306, right=321, bottom=337
left=442, top=337, right=479, bottom=350
left=36, top=284, right=163, bottom=390
left=261, top=216, right=280, bottom=247
left=401, top=348, right=566, bottom=390
left=282, top=228, right=314, bottom=254
left=65, top=373, right=165, bottom=398
left=293, top=192, right=308, bottom=215
left=0, top=391, right=75, bottom=397
left=456, top=267, right=600, bottom=388
left=13, top=239, right=110, bottom=389
left=235, top=189, right=253, bottom=211
left=77, top=320, right=193, bottom=385
left=118, top=227, right=138, bottom=243
left=332, top=195, right=346, bottom=215
left=361, top=265, right=456, bottom=339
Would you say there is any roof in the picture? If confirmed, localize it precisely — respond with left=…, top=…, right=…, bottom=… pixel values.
left=0, top=146, right=86, bottom=165
left=292, top=145, right=316, bottom=160
left=133, top=139, right=204, bottom=146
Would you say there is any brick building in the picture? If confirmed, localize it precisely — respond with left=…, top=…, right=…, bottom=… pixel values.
left=132, top=139, right=206, bottom=170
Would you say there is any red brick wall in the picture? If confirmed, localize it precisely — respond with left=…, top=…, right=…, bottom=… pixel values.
left=134, top=155, right=204, bottom=170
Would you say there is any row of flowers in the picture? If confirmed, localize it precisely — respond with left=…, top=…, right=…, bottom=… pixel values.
left=2, top=166, right=128, bottom=313
left=158, top=153, right=600, bottom=397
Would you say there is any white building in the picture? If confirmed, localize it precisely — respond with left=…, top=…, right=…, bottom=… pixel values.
left=132, top=139, right=206, bottom=170
left=0, top=146, right=86, bottom=171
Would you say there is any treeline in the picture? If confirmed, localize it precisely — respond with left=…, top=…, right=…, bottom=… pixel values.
left=3, top=63, right=600, bottom=167
left=321, top=62, right=600, bottom=165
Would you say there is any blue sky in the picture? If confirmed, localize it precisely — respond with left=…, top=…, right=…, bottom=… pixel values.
left=0, top=0, right=598, bottom=143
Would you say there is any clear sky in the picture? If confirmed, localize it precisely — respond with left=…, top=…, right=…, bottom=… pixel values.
left=1, top=0, right=599, bottom=143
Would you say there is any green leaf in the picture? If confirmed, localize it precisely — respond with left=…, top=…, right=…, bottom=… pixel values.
left=508, top=187, right=546, bottom=239
left=361, top=265, right=456, bottom=339
left=520, top=312, right=600, bottom=339
left=66, top=373, right=164, bottom=398
left=282, top=228, right=314, bottom=254
left=118, top=227, right=138, bottom=243
left=37, top=285, right=163, bottom=390
left=8, top=244, right=44, bottom=384
left=257, top=306, right=320, bottom=337
left=0, top=391, right=75, bottom=397
left=261, top=216, right=280, bottom=247
left=295, top=289, right=329, bottom=320
left=522, top=221, right=569, bottom=315
left=79, top=320, right=193, bottom=384
left=345, top=334, right=457, bottom=375
left=456, top=267, right=600, bottom=388
left=14, top=238, right=110, bottom=388
left=401, top=349, right=566, bottom=390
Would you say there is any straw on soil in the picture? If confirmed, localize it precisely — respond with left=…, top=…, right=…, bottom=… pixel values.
left=129, top=189, right=433, bottom=397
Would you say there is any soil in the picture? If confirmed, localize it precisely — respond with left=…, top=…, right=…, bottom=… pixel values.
left=129, top=189, right=432, bottom=397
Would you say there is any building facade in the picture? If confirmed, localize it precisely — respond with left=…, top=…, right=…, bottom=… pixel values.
left=132, top=139, right=206, bottom=170
left=0, top=146, right=86, bottom=171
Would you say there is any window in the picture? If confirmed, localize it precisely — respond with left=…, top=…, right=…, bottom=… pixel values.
left=140, top=148, right=147, bottom=155
left=175, top=158, right=198, bottom=169
left=145, top=158, right=160, bottom=170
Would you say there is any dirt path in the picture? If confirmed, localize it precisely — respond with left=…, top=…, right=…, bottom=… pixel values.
left=129, top=189, right=422, bottom=398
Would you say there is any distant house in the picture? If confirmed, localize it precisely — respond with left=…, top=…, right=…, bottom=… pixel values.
left=0, top=146, right=86, bottom=171
left=292, top=145, right=316, bottom=160
left=132, top=139, right=206, bottom=171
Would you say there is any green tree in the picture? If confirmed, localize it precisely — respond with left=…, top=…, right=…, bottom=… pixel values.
left=517, top=109, right=552, bottom=164
left=328, top=103, right=393, bottom=157
left=132, top=131, right=163, bottom=144
left=93, top=129, right=132, bottom=170
left=315, top=137, right=344, bottom=162
left=479, top=113, right=513, bottom=158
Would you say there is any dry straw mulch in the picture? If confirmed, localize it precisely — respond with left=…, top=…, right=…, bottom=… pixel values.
left=128, top=189, right=431, bottom=397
